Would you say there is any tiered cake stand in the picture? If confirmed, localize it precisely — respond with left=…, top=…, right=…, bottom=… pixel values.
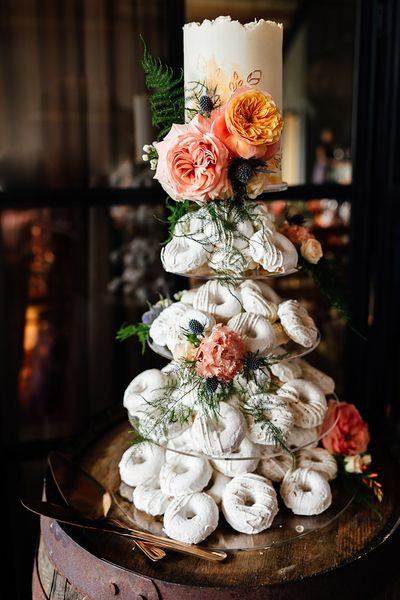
left=34, top=404, right=400, bottom=600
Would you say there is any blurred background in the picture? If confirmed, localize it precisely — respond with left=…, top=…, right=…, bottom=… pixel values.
left=0, top=0, right=399, bottom=597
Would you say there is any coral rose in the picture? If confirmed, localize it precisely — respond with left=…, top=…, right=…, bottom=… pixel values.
left=154, top=114, right=231, bottom=203
left=301, top=238, right=323, bottom=264
left=281, top=223, right=312, bottom=245
left=321, top=400, right=370, bottom=456
left=195, top=324, right=245, bottom=382
left=212, top=87, right=283, bottom=160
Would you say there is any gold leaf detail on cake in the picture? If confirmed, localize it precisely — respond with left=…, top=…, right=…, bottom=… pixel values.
left=247, top=70, right=262, bottom=85
left=229, top=71, right=244, bottom=92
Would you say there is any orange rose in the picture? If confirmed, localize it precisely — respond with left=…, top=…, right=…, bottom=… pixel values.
left=212, top=86, right=283, bottom=160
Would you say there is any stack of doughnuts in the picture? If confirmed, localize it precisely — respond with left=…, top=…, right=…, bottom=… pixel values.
left=149, top=280, right=319, bottom=361
left=161, top=203, right=299, bottom=277
left=119, top=353, right=337, bottom=543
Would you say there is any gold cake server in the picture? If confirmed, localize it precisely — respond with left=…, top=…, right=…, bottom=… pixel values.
left=48, top=451, right=164, bottom=561
left=22, top=499, right=227, bottom=562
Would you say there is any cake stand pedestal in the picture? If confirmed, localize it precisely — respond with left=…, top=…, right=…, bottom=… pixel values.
left=33, top=407, right=400, bottom=600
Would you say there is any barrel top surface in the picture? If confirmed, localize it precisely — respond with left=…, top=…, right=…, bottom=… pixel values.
left=43, top=408, right=400, bottom=592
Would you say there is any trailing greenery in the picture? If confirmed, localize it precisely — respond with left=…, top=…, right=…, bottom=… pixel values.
left=301, top=257, right=366, bottom=340
left=116, top=322, right=150, bottom=354
left=141, top=37, right=184, bottom=139
left=240, top=394, right=294, bottom=458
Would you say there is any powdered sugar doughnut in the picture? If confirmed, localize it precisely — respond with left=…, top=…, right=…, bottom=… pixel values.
left=161, top=361, right=181, bottom=385
left=278, top=300, right=319, bottom=348
left=165, top=427, right=194, bottom=453
left=228, top=313, right=276, bottom=354
left=278, top=379, right=327, bottom=428
left=192, top=402, right=246, bottom=456
left=295, top=448, right=338, bottom=480
left=118, top=443, right=165, bottom=487
left=297, top=360, right=335, bottom=394
left=246, top=394, right=294, bottom=446
left=173, top=211, right=208, bottom=243
left=249, top=230, right=298, bottom=273
left=258, top=452, right=293, bottom=482
left=249, top=203, right=276, bottom=233
left=287, top=426, right=318, bottom=449
left=212, top=437, right=259, bottom=477
left=178, top=308, right=215, bottom=335
left=280, top=468, right=332, bottom=516
left=270, top=357, right=303, bottom=383
left=150, top=302, right=189, bottom=347
left=234, top=368, right=272, bottom=396
left=272, top=322, right=290, bottom=346
left=123, top=369, right=168, bottom=416
left=161, top=236, right=208, bottom=275
left=209, top=233, right=254, bottom=275
left=133, top=476, right=170, bottom=516
left=222, top=473, right=278, bottom=534
left=240, top=283, right=278, bottom=322
left=160, top=452, right=212, bottom=497
left=252, top=280, right=282, bottom=304
left=179, top=287, right=197, bottom=305
left=163, top=492, right=219, bottom=544
left=205, top=471, right=231, bottom=505
left=193, top=280, right=242, bottom=322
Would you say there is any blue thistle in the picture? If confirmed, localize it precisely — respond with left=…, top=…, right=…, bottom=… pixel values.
left=205, top=376, right=219, bottom=395
left=188, top=319, right=205, bottom=335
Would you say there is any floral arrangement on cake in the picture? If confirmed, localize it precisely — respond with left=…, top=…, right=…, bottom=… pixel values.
left=139, top=36, right=324, bottom=280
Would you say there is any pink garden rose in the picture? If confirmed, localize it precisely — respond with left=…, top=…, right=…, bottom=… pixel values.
left=154, top=114, right=231, bottom=203
left=195, top=324, right=245, bottom=382
left=321, top=400, right=370, bottom=456
left=211, top=86, right=282, bottom=161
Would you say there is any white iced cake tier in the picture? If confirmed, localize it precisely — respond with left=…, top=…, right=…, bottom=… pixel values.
left=184, top=16, right=283, bottom=111
left=183, top=16, right=284, bottom=190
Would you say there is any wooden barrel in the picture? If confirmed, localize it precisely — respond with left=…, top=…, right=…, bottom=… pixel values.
left=34, top=406, right=400, bottom=600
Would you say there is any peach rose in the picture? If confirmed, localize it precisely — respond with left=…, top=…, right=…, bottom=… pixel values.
left=212, top=87, right=283, bottom=160
left=301, top=238, right=323, bottom=264
left=154, top=114, right=231, bottom=203
left=195, top=324, right=245, bottom=382
left=344, top=454, right=372, bottom=474
left=321, top=400, right=370, bottom=456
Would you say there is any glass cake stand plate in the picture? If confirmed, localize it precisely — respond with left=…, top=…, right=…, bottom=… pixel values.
left=113, top=476, right=354, bottom=553
left=174, top=266, right=300, bottom=281
left=135, top=396, right=340, bottom=461
left=261, top=182, right=288, bottom=193
left=148, top=331, right=321, bottom=362
left=122, top=401, right=343, bottom=552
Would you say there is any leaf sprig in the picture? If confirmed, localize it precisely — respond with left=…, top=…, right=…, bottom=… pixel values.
left=141, top=37, right=184, bottom=139
left=116, top=323, right=150, bottom=354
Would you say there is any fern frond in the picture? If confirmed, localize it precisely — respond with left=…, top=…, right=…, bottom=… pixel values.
left=141, top=37, right=184, bottom=139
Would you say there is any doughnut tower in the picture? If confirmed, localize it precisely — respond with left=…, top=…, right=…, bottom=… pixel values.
left=119, top=17, right=339, bottom=546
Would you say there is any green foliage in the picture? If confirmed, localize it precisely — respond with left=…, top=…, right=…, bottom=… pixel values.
left=162, top=198, right=191, bottom=244
left=129, top=428, right=150, bottom=447
left=115, top=322, right=150, bottom=354
left=141, top=37, right=184, bottom=139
